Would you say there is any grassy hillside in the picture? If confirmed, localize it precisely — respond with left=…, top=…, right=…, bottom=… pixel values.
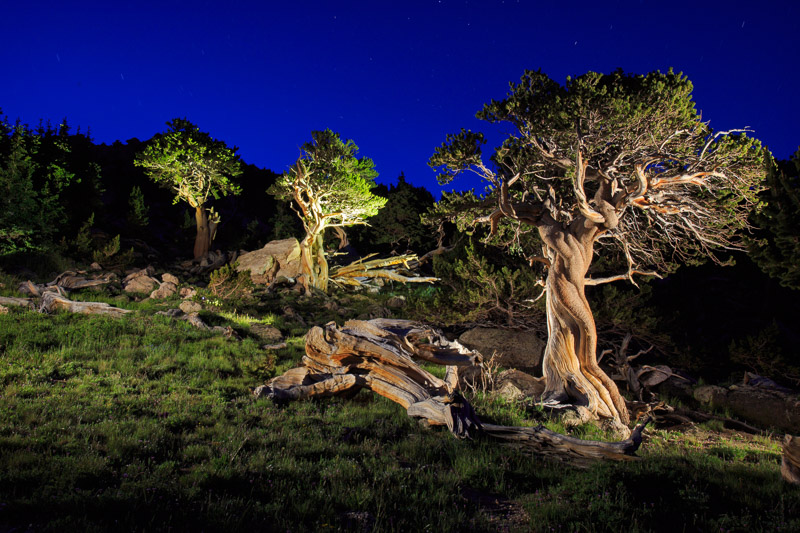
left=0, top=280, right=798, bottom=532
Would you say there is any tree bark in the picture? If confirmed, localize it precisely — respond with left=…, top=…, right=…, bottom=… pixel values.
left=299, top=231, right=328, bottom=292
left=194, top=205, right=211, bottom=261
left=538, top=219, right=630, bottom=430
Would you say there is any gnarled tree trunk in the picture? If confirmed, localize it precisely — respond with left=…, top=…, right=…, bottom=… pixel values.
left=538, top=216, right=630, bottom=431
left=299, top=230, right=328, bottom=292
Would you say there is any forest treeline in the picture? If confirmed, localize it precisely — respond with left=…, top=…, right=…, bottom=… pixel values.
left=0, top=110, right=798, bottom=387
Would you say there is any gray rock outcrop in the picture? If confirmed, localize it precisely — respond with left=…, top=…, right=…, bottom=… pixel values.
left=236, top=239, right=302, bottom=284
left=458, top=327, right=546, bottom=374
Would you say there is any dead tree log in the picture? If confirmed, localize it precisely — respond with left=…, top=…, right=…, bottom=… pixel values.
left=0, top=296, right=36, bottom=309
left=255, top=319, right=648, bottom=463
left=39, top=292, right=131, bottom=318
left=329, top=255, right=438, bottom=287
left=783, top=435, right=800, bottom=485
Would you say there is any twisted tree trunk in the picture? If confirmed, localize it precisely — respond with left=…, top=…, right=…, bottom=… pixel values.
left=299, top=230, right=328, bottom=292
left=538, top=216, right=630, bottom=431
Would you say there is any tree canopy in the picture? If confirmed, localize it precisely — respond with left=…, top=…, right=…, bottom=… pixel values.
left=269, top=129, right=386, bottom=291
left=134, top=118, right=242, bottom=259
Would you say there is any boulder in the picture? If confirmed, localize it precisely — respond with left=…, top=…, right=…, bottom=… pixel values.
left=458, top=327, right=546, bottom=374
left=693, top=385, right=728, bottom=405
left=0, top=304, right=8, bottom=315
left=123, top=271, right=158, bottom=294
left=150, top=281, right=178, bottom=299
left=250, top=323, right=283, bottom=343
left=236, top=238, right=302, bottom=284
left=495, top=369, right=546, bottom=401
left=162, top=273, right=180, bottom=285
left=180, top=287, right=197, bottom=299
left=693, top=384, right=800, bottom=433
left=386, top=296, right=406, bottom=309
left=179, top=300, right=203, bottom=314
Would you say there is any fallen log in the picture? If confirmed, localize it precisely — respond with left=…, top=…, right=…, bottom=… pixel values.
left=39, top=292, right=131, bottom=318
left=329, top=255, right=438, bottom=287
left=0, top=296, right=36, bottom=309
left=255, top=319, right=649, bottom=463
left=783, top=435, right=800, bottom=485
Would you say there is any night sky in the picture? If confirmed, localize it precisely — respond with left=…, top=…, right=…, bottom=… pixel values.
left=2, top=1, right=798, bottom=195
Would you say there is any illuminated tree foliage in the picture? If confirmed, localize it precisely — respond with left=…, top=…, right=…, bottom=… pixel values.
left=135, top=119, right=241, bottom=260
left=430, top=69, right=764, bottom=430
left=269, top=130, right=386, bottom=292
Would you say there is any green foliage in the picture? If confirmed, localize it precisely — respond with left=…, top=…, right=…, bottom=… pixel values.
left=70, top=213, right=95, bottom=258
left=749, top=149, right=800, bottom=290
left=0, top=122, right=79, bottom=255
left=207, top=262, right=254, bottom=303
left=268, top=129, right=386, bottom=230
left=424, top=236, right=544, bottom=325
left=134, top=118, right=242, bottom=209
left=91, top=234, right=135, bottom=271
left=355, top=173, right=437, bottom=255
left=430, top=69, right=765, bottom=274
left=126, top=185, right=149, bottom=228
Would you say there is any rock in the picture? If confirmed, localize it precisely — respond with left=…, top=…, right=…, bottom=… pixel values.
left=694, top=384, right=800, bottom=433
left=236, top=238, right=302, bottom=284
left=250, top=323, right=283, bottom=343
left=162, top=273, right=180, bottom=285
left=90, top=262, right=102, bottom=271
left=282, top=306, right=305, bottom=325
left=179, top=300, right=203, bottom=314
left=123, top=272, right=158, bottom=294
left=495, top=369, right=546, bottom=401
left=386, top=295, right=406, bottom=309
left=693, top=385, right=728, bottom=405
left=183, top=313, right=209, bottom=330
left=458, top=327, right=546, bottom=374
left=0, top=304, right=8, bottom=314
left=149, top=281, right=178, bottom=299
left=156, top=308, right=184, bottom=318
left=180, top=287, right=197, bottom=299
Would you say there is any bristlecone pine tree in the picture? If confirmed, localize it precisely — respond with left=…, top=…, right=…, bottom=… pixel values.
left=269, top=129, right=386, bottom=292
left=135, top=118, right=242, bottom=260
left=430, top=69, right=764, bottom=432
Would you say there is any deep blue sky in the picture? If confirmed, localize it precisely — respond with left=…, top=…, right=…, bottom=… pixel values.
left=2, top=1, right=798, bottom=195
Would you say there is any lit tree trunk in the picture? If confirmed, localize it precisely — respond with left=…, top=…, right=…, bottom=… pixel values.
left=538, top=218, right=630, bottom=430
left=299, top=228, right=328, bottom=292
left=194, top=205, right=211, bottom=261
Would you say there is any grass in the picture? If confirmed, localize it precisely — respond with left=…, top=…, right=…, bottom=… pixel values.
left=0, top=287, right=799, bottom=532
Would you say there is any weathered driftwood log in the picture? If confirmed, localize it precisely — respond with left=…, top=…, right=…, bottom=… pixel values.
left=39, top=292, right=131, bottom=318
left=329, top=255, right=438, bottom=287
left=0, top=296, right=36, bottom=309
left=19, top=271, right=114, bottom=297
left=255, top=319, right=648, bottom=463
left=783, top=435, right=800, bottom=485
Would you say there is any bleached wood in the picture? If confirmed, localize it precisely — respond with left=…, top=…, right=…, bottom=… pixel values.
left=256, top=319, right=648, bottom=463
